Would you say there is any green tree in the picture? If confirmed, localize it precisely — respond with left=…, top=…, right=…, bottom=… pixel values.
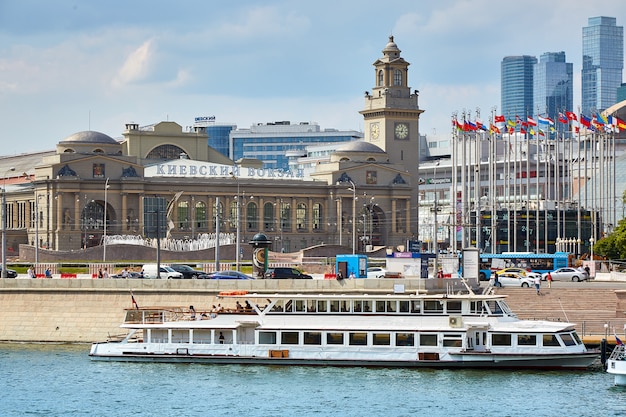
left=594, top=191, right=626, bottom=259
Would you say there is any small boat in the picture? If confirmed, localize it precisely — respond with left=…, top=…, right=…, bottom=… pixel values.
left=89, top=289, right=598, bottom=369
left=606, top=340, right=626, bottom=385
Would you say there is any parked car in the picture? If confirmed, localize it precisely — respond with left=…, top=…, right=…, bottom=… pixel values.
left=207, top=270, right=254, bottom=280
left=140, top=264, right=183, bottom=279
left=110, top=271, right=142, bottom=279
left=367, top=267, right=387, bottom=279
left=264, top=267, right=312, bottom=279
left=169, top=264, right=209, bottom=279
left=493, top=272, right=535, bottom=288
left=0, top=266, right=18, bottom=278
left=542, top=267, right=589, bottom=282
left=495, top=267, right=541, bottom=280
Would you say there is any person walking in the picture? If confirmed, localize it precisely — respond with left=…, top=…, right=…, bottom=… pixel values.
left=546, top=272, right=553, bottom=288
left=534, top=274, right=541, bottom=295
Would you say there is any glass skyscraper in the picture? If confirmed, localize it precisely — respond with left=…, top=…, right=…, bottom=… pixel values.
left=501, top=55, right=537, bottom=121
left=582, top=16, right=624, bottom=115
left=533, top=51, right=573, bottom=121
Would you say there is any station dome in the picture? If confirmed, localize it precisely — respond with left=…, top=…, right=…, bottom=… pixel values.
left=60, top=131, right=119, bottom=145
left=336, top=140, right=385, bottom=153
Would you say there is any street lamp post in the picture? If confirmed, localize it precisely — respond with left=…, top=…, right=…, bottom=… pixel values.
left=230, top=173, right=241, bottom=271
left=433, top=161, right=440, bottom=278
left=103, top=177, right=109, bottom=263
left=23, top=173, right=39, bottom=270
left=2, top=167, right=15, bottom=278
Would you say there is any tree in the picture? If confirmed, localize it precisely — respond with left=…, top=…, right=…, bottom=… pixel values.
left=594, top=191, right=626, bottom=259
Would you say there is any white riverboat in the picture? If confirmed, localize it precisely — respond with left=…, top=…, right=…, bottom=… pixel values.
left=89, top=290, right=598, bottom=369
left=606, top=342, right=626, bottom=385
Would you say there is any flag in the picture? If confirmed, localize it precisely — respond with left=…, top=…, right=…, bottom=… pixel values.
left=527, top=116, right=537, bottom=126
left=495, top=115, right=505, bottom=123
left=616, top=334, right=624, bottom=346
left=507, top=119, right=516, bottom=128
left=617, top=117, right=626, bottom=130
left=580, top=114, right=591, bottom=128
left=565, top=111, right=577, bottom=121
left=538, top=116, right=554, bottom=126
left=599, top=113, right=609, bottom=124
left=476, top=119, right=487, bottom=131
left=558, top=112, right=568, bottom=124
left=490, top=123, right=501, bottom=134
left=130, top=290, right=139, bottom=309
left=520, top=127, right=527, bottom=135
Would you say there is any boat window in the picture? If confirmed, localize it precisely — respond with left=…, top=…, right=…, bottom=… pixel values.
left=151, top=329, right=167, bottom=343
left=442, top=334, right=463, bottom=347
left=304, top=332, right=322, bottom=345
left=317, top=300, right=327, bottom=313
left=353, top=301, right=362, bottom=312
left=446, top=301, right=462, bottom=314
left=399, top=300, right=410, bottom=313
left=193, top=330, right=212, bottom=344
left=572, top=332, right=582, bottom=345
left=542, top=334, right=560, bottom=347
left=560, top=333, right=577, bottom=346
left=485, top=300, right=503, bottom=315
left=330, top=300, right=340, bottom=312
left=340, top=300, right=350, bottom=313
left=259, top=331, right=277, bottom=344
left=294, top=300, right=305, bottom=312
left=327, top=332, right=344, bottom=345
left=284, top=300, right=293, bottom=312
left=308, top=302, right=317, bottom=312
left=375, top=300, right=386, bottom=312
left=387, top=301, right=396, bottom=313
left=171, top=330, right=190, bottom=343
left=411, top=301, right=421, bottom=314
left=373, top=333, right=391, bottom=345
left=281, top=331, right=299, bottom=345
left=396, top=333, right=415, bottom=346
left=492, top=334, right=512, bottom=346
left=470, top=301, right=484, bottom=315
left=362, top=300, right=372, bottom=312
left=419, top=334, right=438, bottom=346
left=349, top=332, right=368, bottom=346
left=423, top=300, right=444, bottom=313
left=273, top=300, right=284, bottom=312
left=517, top=334, right=537, bottom=346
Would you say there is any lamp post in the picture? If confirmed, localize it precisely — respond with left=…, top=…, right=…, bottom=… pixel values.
left=230, top=174, right=241, bottom=271
left=433, top=161, right=440, bottom=278
left=23, top=173, right=39, bottom=270
left=103, top=177, right=109, bottom=263
left=2, top=167, right=15, bottom=278
left=590, top=237, right=595, bottom=262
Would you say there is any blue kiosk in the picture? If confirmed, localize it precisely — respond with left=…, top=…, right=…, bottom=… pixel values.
left=335, top=254, right=367, bottom=279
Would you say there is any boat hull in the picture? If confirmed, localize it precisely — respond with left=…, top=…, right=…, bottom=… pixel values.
left=89, top=345, right=598, bottom=370
left=607, top=359, right=626, bottom=385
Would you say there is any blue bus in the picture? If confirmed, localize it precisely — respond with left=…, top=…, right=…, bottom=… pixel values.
left=478, top=252, right=570, bottom=281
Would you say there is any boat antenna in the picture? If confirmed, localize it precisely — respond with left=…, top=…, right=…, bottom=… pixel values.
left=557, top=297, right=569, bottom=322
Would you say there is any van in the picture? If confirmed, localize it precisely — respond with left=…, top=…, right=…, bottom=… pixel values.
left=141, top=264, right=183, bottom=279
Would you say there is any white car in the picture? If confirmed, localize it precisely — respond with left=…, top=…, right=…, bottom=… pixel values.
left=367, top=267, right=387, bottom=279
left=542, top=267, right=589, bottom=282
left=493, top=272, right=535, bottom=288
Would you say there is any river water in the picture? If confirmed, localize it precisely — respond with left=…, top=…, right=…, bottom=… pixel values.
left=1, top=343, right=624, bottom=416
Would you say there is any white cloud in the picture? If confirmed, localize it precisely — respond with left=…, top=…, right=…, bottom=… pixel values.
left=112, top=39, right=156, bottom=88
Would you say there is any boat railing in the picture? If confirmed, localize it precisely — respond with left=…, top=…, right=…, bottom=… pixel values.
left=609, top=344, right=626, bottom=361
left=124, top=308, right=185, bottom=324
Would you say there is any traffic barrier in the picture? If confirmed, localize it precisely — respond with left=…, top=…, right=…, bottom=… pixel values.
left=60, top=273, right=77, bottom=279
left=323, top=273, right=337, bottom=280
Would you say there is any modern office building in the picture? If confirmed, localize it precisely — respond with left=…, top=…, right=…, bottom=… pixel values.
left=230, top=122, right=362, bottom=170
left=582, top=16, right=624, bottom=115
left=533, top=51, right=573, bottom=125
left=501, top=55, right=537, bottom=122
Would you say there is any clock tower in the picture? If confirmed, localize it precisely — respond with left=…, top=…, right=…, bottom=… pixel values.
left=360, top=36, right=423, bottom=181
left=360, top=36, right=424, bottom=236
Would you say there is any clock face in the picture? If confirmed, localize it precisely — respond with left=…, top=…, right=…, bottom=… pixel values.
left=370, top=123, right=380, bottom=140
left=395, top=123, right=409, bottom=139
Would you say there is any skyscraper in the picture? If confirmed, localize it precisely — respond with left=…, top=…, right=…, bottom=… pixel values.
left=533, top=52, right=573, bottom=121
left=582, top=16, right=624, bottom=115
left=501, top=55, right=537, bottom=121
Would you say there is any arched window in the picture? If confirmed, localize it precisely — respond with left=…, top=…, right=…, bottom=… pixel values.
left=229, top=200, right=237, bottom=230
left=195, top=201, right=207, bottom=230
left=177, top=201, right=189, bottom=229
left=313, top=203, right=322, bottom=230
left=377, top=70, right=384, bottom=86
left=146, top=144, right=186, bottom=160
left=81, top=201, right=104, bottom=231
left=247, top=202, right=258, bottom=231
left=263, top=202, right=275, bottom=230
left=280, top=200, right=291, bottom=232
left=296, top=203, right=307, bottom=231
left=393, top=69, right=402, bottom=86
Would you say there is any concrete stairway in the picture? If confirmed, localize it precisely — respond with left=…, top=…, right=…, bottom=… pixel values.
left=494, top=287, right=625, bottom=340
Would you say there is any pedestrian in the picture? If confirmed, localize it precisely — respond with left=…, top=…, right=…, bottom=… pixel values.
left=534, top=274, right=541, bottom=295
left=102, top=267, right=109, bottom=279
left=45, top=268, right=52, bottom=278
left=97, top=268, right=103, bottom=279
left=121, top=268, right=129, bottom=279
left=546, top=272, right=553, bottom=288
left=27, top=266, right=36, bottom=279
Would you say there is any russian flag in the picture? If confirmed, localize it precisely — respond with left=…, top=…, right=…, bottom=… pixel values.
left=616, top=334, right=624, bottom=346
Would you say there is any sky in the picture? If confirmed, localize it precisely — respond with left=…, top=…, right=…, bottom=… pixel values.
left=1, top=0, right=625, bottom=155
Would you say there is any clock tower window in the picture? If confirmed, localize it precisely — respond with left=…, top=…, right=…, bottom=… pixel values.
left=393, top=69, right=402, bottom=86
left=377, top=70, right=383, bottom=86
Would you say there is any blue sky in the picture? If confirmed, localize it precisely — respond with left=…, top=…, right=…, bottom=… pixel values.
left=1, top=0, right=624, bottom=154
